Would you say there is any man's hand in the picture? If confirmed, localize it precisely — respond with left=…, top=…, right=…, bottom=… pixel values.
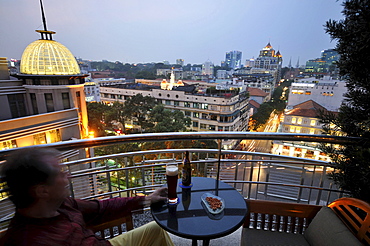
left=145, top=187, right=168, bottom=205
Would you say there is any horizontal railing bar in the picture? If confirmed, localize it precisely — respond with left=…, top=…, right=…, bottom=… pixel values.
left=223, top=180, right=348, bottom=193
left=62, top=148, right=328, bottom=167
left=0, top=132, right=360, bottom=160
left=81, top=184, right=163, bottom=200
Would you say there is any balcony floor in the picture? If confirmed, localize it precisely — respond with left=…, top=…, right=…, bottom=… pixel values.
left=133, top=209, right=241, bottom=245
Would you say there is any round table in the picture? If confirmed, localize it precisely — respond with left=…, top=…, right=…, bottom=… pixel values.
left=151, top=177, right=248, bottom=246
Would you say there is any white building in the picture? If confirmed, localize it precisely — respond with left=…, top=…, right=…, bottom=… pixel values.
left=100, top=82, right=250, bottom=149
left=287, top=77, right=347, bottom=112
left=202, top=61, right=214, bottom=76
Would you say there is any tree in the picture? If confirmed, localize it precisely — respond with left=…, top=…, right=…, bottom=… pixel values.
left=87, top=102, right=109, bottom=137
left=149, top=105, right=191, bottom=133
left=320, top=0, right=370, bottom=203
left=105, top=101, right=127, bottom=134
left=124, top=94, right=158, bottom=133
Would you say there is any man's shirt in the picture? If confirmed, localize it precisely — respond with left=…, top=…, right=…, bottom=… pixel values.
left=1, top=196, right=144, bottom=246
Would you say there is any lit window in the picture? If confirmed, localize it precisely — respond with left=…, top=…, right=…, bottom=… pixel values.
left=296, top=127, right=301, bottom=133
left=290, top=126, right=295, bottom=133
left=310, top=129, right=315, bottom=134
left=297, top=118, right=302, bottom=124
left=292, top=117, right=296, bottom=124
left=184, top=102, right=190, bottom=107
left=310, top=120, right=316, bottom=126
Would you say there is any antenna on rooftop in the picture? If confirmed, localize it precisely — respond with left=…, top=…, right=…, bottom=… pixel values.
left=36, top=0, right=56, bottom=40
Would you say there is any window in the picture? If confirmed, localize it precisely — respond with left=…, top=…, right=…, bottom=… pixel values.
left=1, top=140, right=17, bottom=150
left=200, top=123, right=207, bottom=129
left=310, top=120, right=316, bottom=126
left=209, top=125, right=216, bottom=130
left=201, top=103, right=208, bottom=109
left=33, top=132, right=47, bottom=145
left=211, top=115, right=217, bottom=121
left=291, top=117, right=296, bottom=124
left=184, top=111, right=191, bottom=117
left=224, top=126, right=229, bottom=131
left=76, top=91, right=82, bottom=112
left=165, top=100, right=171, bottom=105
left=157, top=99, right=162, bottom=104
left=218, top=126, right=223, bottom=131
left=297, top=118, right=302, bottom=124
left=192, top=121, right=198, bottom=127
left=290, top=126, right=295, bottom=133
left=8, top=94, right=27, bottom=118
left=184, top=102, right=190, bottom=107
left=44, top=93, right=54, bottom=112
left=310, top=129, right=315, bottom=134
left=30, top=93, right=38, bottom=114
left=193, top=102, right=199, bottom=108
left=110, top=94, right=115, bottom=99
left=47, top=129, right=61, bottom=143
left=174, top=101, right=179, bottom=106
left=193, top=112, right=199, bottom=118
left=62, top=92, right=70, bottom=109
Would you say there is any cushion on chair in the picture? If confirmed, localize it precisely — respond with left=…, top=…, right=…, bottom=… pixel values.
left=241, top=228, right=310, bottom=246
left=304, top=206, right=362, bottom=246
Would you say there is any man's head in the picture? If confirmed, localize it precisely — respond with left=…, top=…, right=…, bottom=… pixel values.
left=1, top=148, right=69, bottom=209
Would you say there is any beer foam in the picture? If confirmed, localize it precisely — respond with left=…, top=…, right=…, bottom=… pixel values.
left=166, top=165, right=178, bottom=176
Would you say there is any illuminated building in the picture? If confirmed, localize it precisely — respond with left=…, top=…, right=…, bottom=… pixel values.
left=305, top=49, right=339, bottom=74
left=0, top=2, right=90, bottom=199
left=250, top=42, right=283, bottom=85
left=287, top=77, right=346, bottom=112
left=202, top=60, right=214, bottom=76
left=273, top=100, right=334, bottom=161
left=100, top=77, right=249, bottom=149
left=225, top=51, right=242, bottom=69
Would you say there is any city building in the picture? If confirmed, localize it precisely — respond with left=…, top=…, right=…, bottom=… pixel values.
left=99, top=71, right=250, bottom=149
left=273, top=100, right=333, bottom=161
left=305, top=49, right=339, bottom=75
left=225, top=51, right=242, bottom=69
left=176, top=59, right=184, bottom=66
left=254, top=43, right=282, bottom=70
left=202, top=60, right=214, bottom=76
left=287, top=76, right=346, bottom=112
left=0, top=4, right=91, bottom=200
left=272, top=77, right=346, bottom=161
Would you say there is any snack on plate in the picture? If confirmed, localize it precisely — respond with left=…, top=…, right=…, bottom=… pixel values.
left=206, top=196, right=222, bottom=210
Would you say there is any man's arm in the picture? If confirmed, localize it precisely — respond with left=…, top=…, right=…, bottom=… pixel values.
left=76, top=187, right=168, bottom=226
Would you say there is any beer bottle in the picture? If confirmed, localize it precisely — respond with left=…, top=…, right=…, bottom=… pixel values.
left=182, top=151, right=191, bottom=186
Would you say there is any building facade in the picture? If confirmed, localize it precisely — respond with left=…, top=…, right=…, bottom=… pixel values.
left=225, top=51, right=242, bottom=69
left=99, top=82, right=250, bottom=149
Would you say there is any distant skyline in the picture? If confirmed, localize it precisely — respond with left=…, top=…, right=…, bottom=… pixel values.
left=0, top=0, right=344, bottom=67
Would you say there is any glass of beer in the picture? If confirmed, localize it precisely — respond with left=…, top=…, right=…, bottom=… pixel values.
left=166, top=164, right=178, bottom=204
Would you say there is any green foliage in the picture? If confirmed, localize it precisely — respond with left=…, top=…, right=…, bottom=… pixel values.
left=124, top=94, right=158, bottom=133
left=149, top=105, right=191, bottom=133
left=320, top=0, right=370, bottom=202
left=87, top=102, right=109, bottom=137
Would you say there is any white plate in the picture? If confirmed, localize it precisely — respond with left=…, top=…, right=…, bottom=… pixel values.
left=201, top=192, right=225, bottom=214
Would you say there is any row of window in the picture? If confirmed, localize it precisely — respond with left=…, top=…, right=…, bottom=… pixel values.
left=192, top=122, right=233, bottom=131
left=286, top=126, right=321, bottom=134
left=0, top=129, right=61, bottom=151
left=289, top=117, right=319, bottom=126
left=102, top=94, right=239, bottom=112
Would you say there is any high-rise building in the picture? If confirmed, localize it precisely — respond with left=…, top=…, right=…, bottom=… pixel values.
left=254, top=42, right=282, bottom=70
left=202, top=60, right=214, bottom=76
left=305, top=49, right=339, bottom=74
left=176, top=59, right=184, bottom=66
left=225, top=51, right=242, bottom=69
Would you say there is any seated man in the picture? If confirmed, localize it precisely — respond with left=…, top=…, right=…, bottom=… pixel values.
left=0, top=148, right=174, bottom=246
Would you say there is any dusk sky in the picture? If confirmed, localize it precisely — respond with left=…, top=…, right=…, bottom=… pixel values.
left=0, top=0, right=344, bottom=67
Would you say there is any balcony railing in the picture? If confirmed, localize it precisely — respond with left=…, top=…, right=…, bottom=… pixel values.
left=0, top=132, right=359, bottom=233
